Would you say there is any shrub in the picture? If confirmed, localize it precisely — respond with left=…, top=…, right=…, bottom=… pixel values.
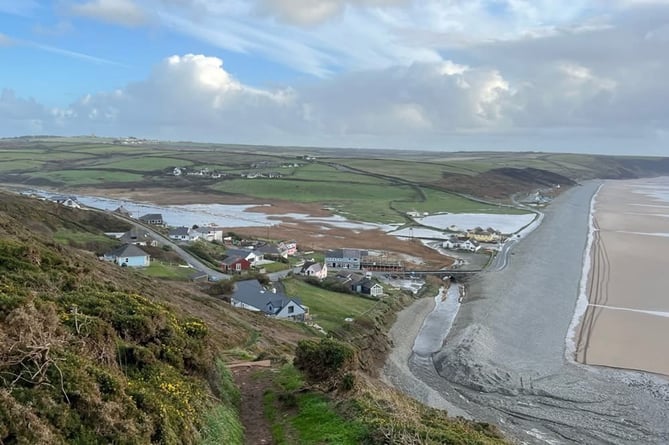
left=294, top=338, right=356, bottom=383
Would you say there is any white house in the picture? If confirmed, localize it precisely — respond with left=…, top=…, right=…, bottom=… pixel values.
left=103, top=244, right=150, bottom=267
left=193, top=226, right=224, bottom=242
left=300, top=261, right=328, bottom=280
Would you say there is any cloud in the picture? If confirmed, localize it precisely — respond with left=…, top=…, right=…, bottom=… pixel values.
left=0, top=89, right=55, bottom=134
left=257, top=0, right=406, bottom=26
left=70, top=0, right=147, bottom=26
left=61, top=54, right=299, bottom=140
left=1, top=33, right=668, bottom=155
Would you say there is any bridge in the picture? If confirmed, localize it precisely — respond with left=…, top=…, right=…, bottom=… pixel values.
left=379, top=269, right=483, bottom=280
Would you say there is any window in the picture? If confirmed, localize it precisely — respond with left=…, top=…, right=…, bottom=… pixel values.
left=287, top=305, right=294, bottom=314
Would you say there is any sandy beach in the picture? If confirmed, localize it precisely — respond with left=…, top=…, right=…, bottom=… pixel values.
left=383, top=181, right=669, bottom=444
left=576, top=178, right=669, bottom=376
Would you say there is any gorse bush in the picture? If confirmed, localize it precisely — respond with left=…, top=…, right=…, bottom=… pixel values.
left=294, top=338, right=356, bottom=383
left=0, top=232, right=222, bottom=444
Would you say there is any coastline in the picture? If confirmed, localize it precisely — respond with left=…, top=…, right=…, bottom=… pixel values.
left=573, top=178, right=669, bottom=377
left=382, top=181, right=669, bottom=444
left=382, top=287, right=470, bottom=418
left=565, top=182, right=602, bottom=362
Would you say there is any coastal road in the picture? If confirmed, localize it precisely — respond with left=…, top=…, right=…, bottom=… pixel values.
left=91, top=208, right=231, bottom=281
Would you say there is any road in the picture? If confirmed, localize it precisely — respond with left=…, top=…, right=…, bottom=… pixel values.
left=92, top=208, right=232, bottom=281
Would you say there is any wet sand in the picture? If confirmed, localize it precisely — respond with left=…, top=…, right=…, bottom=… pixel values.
left=576, top=179, right=669, bottom=376
left=383, top=181, right=669, bottom=444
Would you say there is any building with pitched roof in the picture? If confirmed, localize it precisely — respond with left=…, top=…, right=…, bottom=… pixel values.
left=231, top=280, right=306, bottom=321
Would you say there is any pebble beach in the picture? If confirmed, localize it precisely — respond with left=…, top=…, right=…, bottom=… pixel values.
left=383, top=181, right=669, bottom=444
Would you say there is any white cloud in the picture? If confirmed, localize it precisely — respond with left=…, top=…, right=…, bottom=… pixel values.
left=70, top=0, right=147, bottom=26
left=4, top=0, right=669, bottom=156
left=257, top=0, right=406, bottom=26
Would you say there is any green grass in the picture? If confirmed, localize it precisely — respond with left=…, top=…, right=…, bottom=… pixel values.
left=139, top=261, right=195, bottom=280
left=53, top=228, right=119, bottom=251
left=290, top=163, right=387, bottom=184
left=282, top=279, right=376, bottom=332
left=29, top=169, right=144, bottom=185
left=291, top=394, right=368, bottom=444
left=90, top=157, right=193, bottom=171
left=0, top=159, right=45, bottom=172
left=329, top=158, right=472, bottom=182
left=264, top=365, right=367, bottom=445
left=199, top=360, right=243, bottom=445
left=212, top=179, right=416, bottom=223
left=213, top=178, right=409, bottom=202
left=393, top=188, right=530, bottom=215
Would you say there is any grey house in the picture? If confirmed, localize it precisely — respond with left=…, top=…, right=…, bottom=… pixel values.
left=138, top=213, right=164, bottom=226
left=325, top=248, right=368, bottom=270
left=231, top=280, right=306, bottom=321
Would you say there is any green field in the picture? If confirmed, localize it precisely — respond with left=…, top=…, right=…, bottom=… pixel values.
left=0, top=159, right=45, bottom=172
left=212, top=179, right=419, bottom=223
left=282, top=279, right=376, bottom=333
left=327, top=158, right=473, bottom=182
left=289, top=163, right=387, bottom=184
left=90, top=156, right=193, bottom=171
left=29, top=169, right=144, bottom=185
left=393, top=188, right=529, bottom=215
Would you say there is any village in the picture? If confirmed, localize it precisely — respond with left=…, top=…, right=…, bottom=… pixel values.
left=45, top=194, right=517, bottom=331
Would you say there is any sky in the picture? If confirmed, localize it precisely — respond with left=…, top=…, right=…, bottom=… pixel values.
left=1, top=0, right=668, bottom=155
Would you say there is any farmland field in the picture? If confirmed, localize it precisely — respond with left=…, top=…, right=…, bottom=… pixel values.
left=28, top=169, right=145, bottom=185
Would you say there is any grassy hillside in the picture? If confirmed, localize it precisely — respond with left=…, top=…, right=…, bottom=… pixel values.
left=0, top=192, right=303, bottom=444
left=0, top=191, right=512, bottom=444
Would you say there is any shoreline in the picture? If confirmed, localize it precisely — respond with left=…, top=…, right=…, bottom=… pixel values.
left=573, top=178, right=669, bottom=377
left=382, top=181, right=669, bottom=444
left=382, top=286, right=469, bottom=418
left=565, top=182, right=602, bottom=362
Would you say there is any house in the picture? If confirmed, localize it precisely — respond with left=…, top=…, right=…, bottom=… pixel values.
left=325, top=248, right=368, bottom=270
left=231, top=280, right=306, bottom=321
left=103, top=244, right=150, bottom=267
left=168, top=226, right=194, bottom=241
left=443, top=236, right=480, bottom=252
left=139, top=213, right=164, bottom=226
left=225, top=248, right=261, bottom=264
left=278, top=240, right=297, bottom=256
left=334, top=272, right=383, bottom=297
left=353, top=278, right=384, bottom=297
left=467, top=227, right=501, bottom=242
left=460, top=239, right=481, bottom=252
left=114, top=206, right=132, bottom=217
left=442, top=236, right=459, bottom=250
left=255, top=244, right=282, bottom=259
left=300, top=261, right=328, bottom=280
left=221, top=256, right=251, bottom=273
left=52, top=196, right=80, bottom=208
left=119, top=228, right=157, bottom=246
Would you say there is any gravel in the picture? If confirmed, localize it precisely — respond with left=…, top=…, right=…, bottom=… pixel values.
left=383, top=182, right=669, bottom=444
